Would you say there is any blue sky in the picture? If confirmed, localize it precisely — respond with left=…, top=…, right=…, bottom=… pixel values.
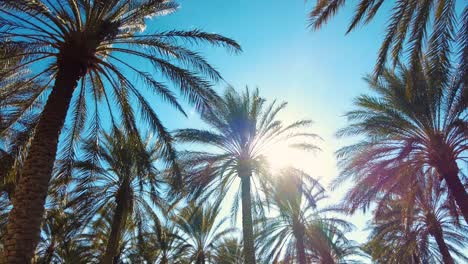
left=140, top=0, right=391, bottom=247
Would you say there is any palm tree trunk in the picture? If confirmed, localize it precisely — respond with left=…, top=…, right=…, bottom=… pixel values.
left=43, top=243, right=55, bottom=264
left=430, top=224, right=455, bottom=264
left=160, top=254, right=168, bottom=264
left=293, top=221, right=307, bottom=264
left=2, top=67, right=81, bottom=264
left=196, top=251, right=206, bottom=264
left=439, top=166, right=468, bottom=222
left=296, top=235, right=307, bottom=264
left=102, top=179, right=131, bottom=264
left=240, top=173, right=256, bottom=264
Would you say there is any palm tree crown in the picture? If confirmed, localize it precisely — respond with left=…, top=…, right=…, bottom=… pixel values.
left=176, top=87, right=319, bottom=264
left=364, top=175, right=468, bottom=264
left=172, top=202, right=236, bottom=264
left=258, top=168, right=360, bottom=264
left=335, top=60, right=468, bottom=220
left=71, top=128, right=175, bottom=263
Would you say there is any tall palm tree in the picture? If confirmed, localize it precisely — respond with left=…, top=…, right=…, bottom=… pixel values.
left=0, top=40, right=43, bottom=201
left=176, top=87, right=319, bottom=264
left=83, top=210, right=135, bottom=263
left=72, top=128, right=174, bottom=264
left=34, top=209, right=97, bottom=264
left=307, top=0, right=467, bottom=83
left=172, top=202, right=236, bottom=264
left=305, top=221, right=363, bottom=264
left=412, top=175, right=467, bottom=264
left=0, top=1, right=240, bottom=261
left=364, top=201, right=426, bottom=264
left=129, top=217, right=187, bottom=264
left=360, top=171, right=467, bottom=264
left=365, top=185, right=468, bottom=264
left=335, top=60, right=468, bottom=221
left=257, top=168, right=359, bottom=264
left=212, top=237, right=243, bottom=264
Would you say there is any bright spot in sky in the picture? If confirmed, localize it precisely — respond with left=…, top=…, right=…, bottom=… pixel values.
left=263, top=140, right=338, bottom=186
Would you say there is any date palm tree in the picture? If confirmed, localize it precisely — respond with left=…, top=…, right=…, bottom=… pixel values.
left=0, top=1, right=240, bottom=262
left=129, top=217, right=187, bottom=264
left=176, top=87, right=319, bottom=264
left=365, top=183, right=468, bottom=264
left=335, top=60, right=468, bottom=221
left=365, top=201, right=430, bottom=264
left=83, top=210, right=134, bottom=263
left=305, top=221, right=363, bottom=264
left=34, top=209, right=97, bottom=264
left=359, top=170, right=467, bottom=264
left=213, top=237, right=243, bottom=264
left=0, top=40, right=43, bottom=201
left=71, top=128, right=175, bottom=264
left=172, top=202, right=236, bottom=264
left=307, top=0, right=467, bottom=83
left=258, top=168, right=359, bottom=264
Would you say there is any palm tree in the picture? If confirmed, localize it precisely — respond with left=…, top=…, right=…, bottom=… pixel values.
left=129, top=217, right=187, bottom=264
left=213, top=237, right=243, bottom=264
left=335, top=60, right=468, bottom=221
left=257, top=168, right=358, bottom=264
left=364, top=201, right=426, bottom=264
left=0, top=40, right=43, bottom=201
left=71, top=128, right=174, bottom=264
left=307, top=0, right=467, bottom=83
left=361, top=171, right=467, bottom=264
left=34, top=209, right=97, bottom=264
left=412, top=175, right=467, bottom=264
left=176, top=87, right=319, bottom=264
left=305, top=221, right=363, bottom=264
left=0, top=1, right=240, bottom=261
left=83, top=210, right=134, bottom=263
left=172, top=202, right=236, bottom=264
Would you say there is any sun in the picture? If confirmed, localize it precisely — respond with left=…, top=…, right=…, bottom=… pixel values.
left=264, top=142, right=315, bottom=171
left=263, top=141, right=338, bottom=184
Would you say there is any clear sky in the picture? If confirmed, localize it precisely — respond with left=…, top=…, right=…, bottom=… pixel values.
left=140, top=0, right=391, bottom=248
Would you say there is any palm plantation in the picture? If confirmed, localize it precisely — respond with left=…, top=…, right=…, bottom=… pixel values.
left=176, top=87, right=319, bottom=264
left=0, top=0, right=466, bottom=263
left=0, top=0, right=240, bottom=262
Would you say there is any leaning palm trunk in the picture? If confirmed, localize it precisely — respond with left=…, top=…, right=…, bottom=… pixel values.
left=426, top=214, right=455, bottom=264
left=2, top=66, right=82, bottom=263
left=435, top=162, right=468, bottom=222
left=431, top=227, right=455, bottom=264
left=102, top=179, right=132, bottom=264
left=239, top=165, right=256, bottom=264
left=442, top=170, right=468, bottom=222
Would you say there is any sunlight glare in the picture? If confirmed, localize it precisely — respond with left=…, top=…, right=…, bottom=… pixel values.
left=263, top=141, right=337, bottom=186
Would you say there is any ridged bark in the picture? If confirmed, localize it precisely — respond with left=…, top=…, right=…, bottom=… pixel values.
left=102, top=179, right=131, bottom=264
left=439, top=165, right=468, bottom=222
left=240, top=170, right=256, bottom=264
left=293, top=221, right=307, bottom=264
left=427, top=215, right=455, bottom=264
left=432, top=142, right=468, bottom=222
left=195, top=251, right=206, bottom=264
left=2, top=67, right=81, bottom=264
